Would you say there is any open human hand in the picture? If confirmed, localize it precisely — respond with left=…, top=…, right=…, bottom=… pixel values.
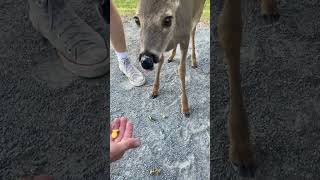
left=110, top=117, right=141, bottom=162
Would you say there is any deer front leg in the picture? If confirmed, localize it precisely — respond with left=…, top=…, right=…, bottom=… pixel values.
left=179, top=41, right=190, bottom=117
left=168, top=46, right=177, bottom=63
left=218, top=0, right=255, bottom=177
left=261, top=0, right=280, bottom=22
left=151, top=55, right=164, bottom=99
left=191, top=27, right=197, bottom=68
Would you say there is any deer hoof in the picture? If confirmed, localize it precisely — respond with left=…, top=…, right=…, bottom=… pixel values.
left=168, top=58, right=174, bottom=63
left=150, top=94, right=158, bottom=99
left=182, top=112, right=190, bottom=117
left=191, top=64, right=198, bottom=69
left=231, top=161, right=256, bottom=178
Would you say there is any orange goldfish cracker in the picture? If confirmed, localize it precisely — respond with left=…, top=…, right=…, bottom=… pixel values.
left=111, top=129, right=120, bottom=139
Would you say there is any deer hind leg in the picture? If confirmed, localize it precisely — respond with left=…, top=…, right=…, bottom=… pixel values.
left=150, top=55, right=164, bottom=99
left=261, top=0, right=280, bottom=22
left=191, top=27, right=197, bottom=68
left=168, top=46, right=177, bottom=63
left=179, top=40, right=190, bottom=117
left=218, top=0, right=256, bottom=177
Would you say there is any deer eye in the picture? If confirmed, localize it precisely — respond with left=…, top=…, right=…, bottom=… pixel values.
left=163, top=16, right=173, bottom=27
left=134, top=16, right=140, bottom=27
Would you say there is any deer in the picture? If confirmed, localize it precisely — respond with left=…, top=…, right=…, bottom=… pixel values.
left=133, top=0, right=206, bottom=117
left=218, top=0, right=279, bottom=177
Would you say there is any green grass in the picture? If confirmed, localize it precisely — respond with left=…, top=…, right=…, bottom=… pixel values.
left=113, top=0, right=210, bottom=23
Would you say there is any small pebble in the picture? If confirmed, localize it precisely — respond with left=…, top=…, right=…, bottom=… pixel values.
left=161, top=113, right=168, bottom=119
left=148, top=115, right=155, bottom=121
left=149, top=168, right=161, bottom=176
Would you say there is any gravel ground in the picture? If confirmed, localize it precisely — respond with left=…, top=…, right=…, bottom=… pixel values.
left=2, top=0, right=320, bottom=179
left=110, top=19, right=210, bottom=180
left=211, top=0, right=320, bottom=179
left=1, top=0, right=109, bottom=179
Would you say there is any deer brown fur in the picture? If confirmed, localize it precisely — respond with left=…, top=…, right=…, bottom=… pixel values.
left=135, top=0, right=206, bottom=117
left=218, top=0, right=279, bottom=177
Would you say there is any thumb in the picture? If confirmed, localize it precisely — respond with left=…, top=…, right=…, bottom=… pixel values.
left=118, top=138, right=141, bottom=151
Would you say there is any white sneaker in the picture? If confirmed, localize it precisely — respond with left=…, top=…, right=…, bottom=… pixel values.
left=118, top=58, right=146, bottom=87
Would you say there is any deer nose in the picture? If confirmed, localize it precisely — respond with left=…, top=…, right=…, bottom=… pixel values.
left=140, top=55, right=154, bottom=70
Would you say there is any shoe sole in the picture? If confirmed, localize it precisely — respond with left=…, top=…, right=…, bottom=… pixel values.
left=57, top=50, right=109, bottom=78
left=27, top=1, right=109, bottom=78
left=121, top=72, right=146, bottom=87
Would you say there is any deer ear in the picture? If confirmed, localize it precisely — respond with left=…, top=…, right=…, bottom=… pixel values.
left=174, top=0, right=180, bottom=8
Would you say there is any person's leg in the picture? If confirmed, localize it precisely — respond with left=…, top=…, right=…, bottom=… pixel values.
left=27, top=0, right=109, bottom=78
left=110, top=1, right=127, bottom=53
left=108, top=1, right=145, bottom=87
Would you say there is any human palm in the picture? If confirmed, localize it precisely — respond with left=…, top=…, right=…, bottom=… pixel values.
left=110, top=117, right=141, bottom=162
